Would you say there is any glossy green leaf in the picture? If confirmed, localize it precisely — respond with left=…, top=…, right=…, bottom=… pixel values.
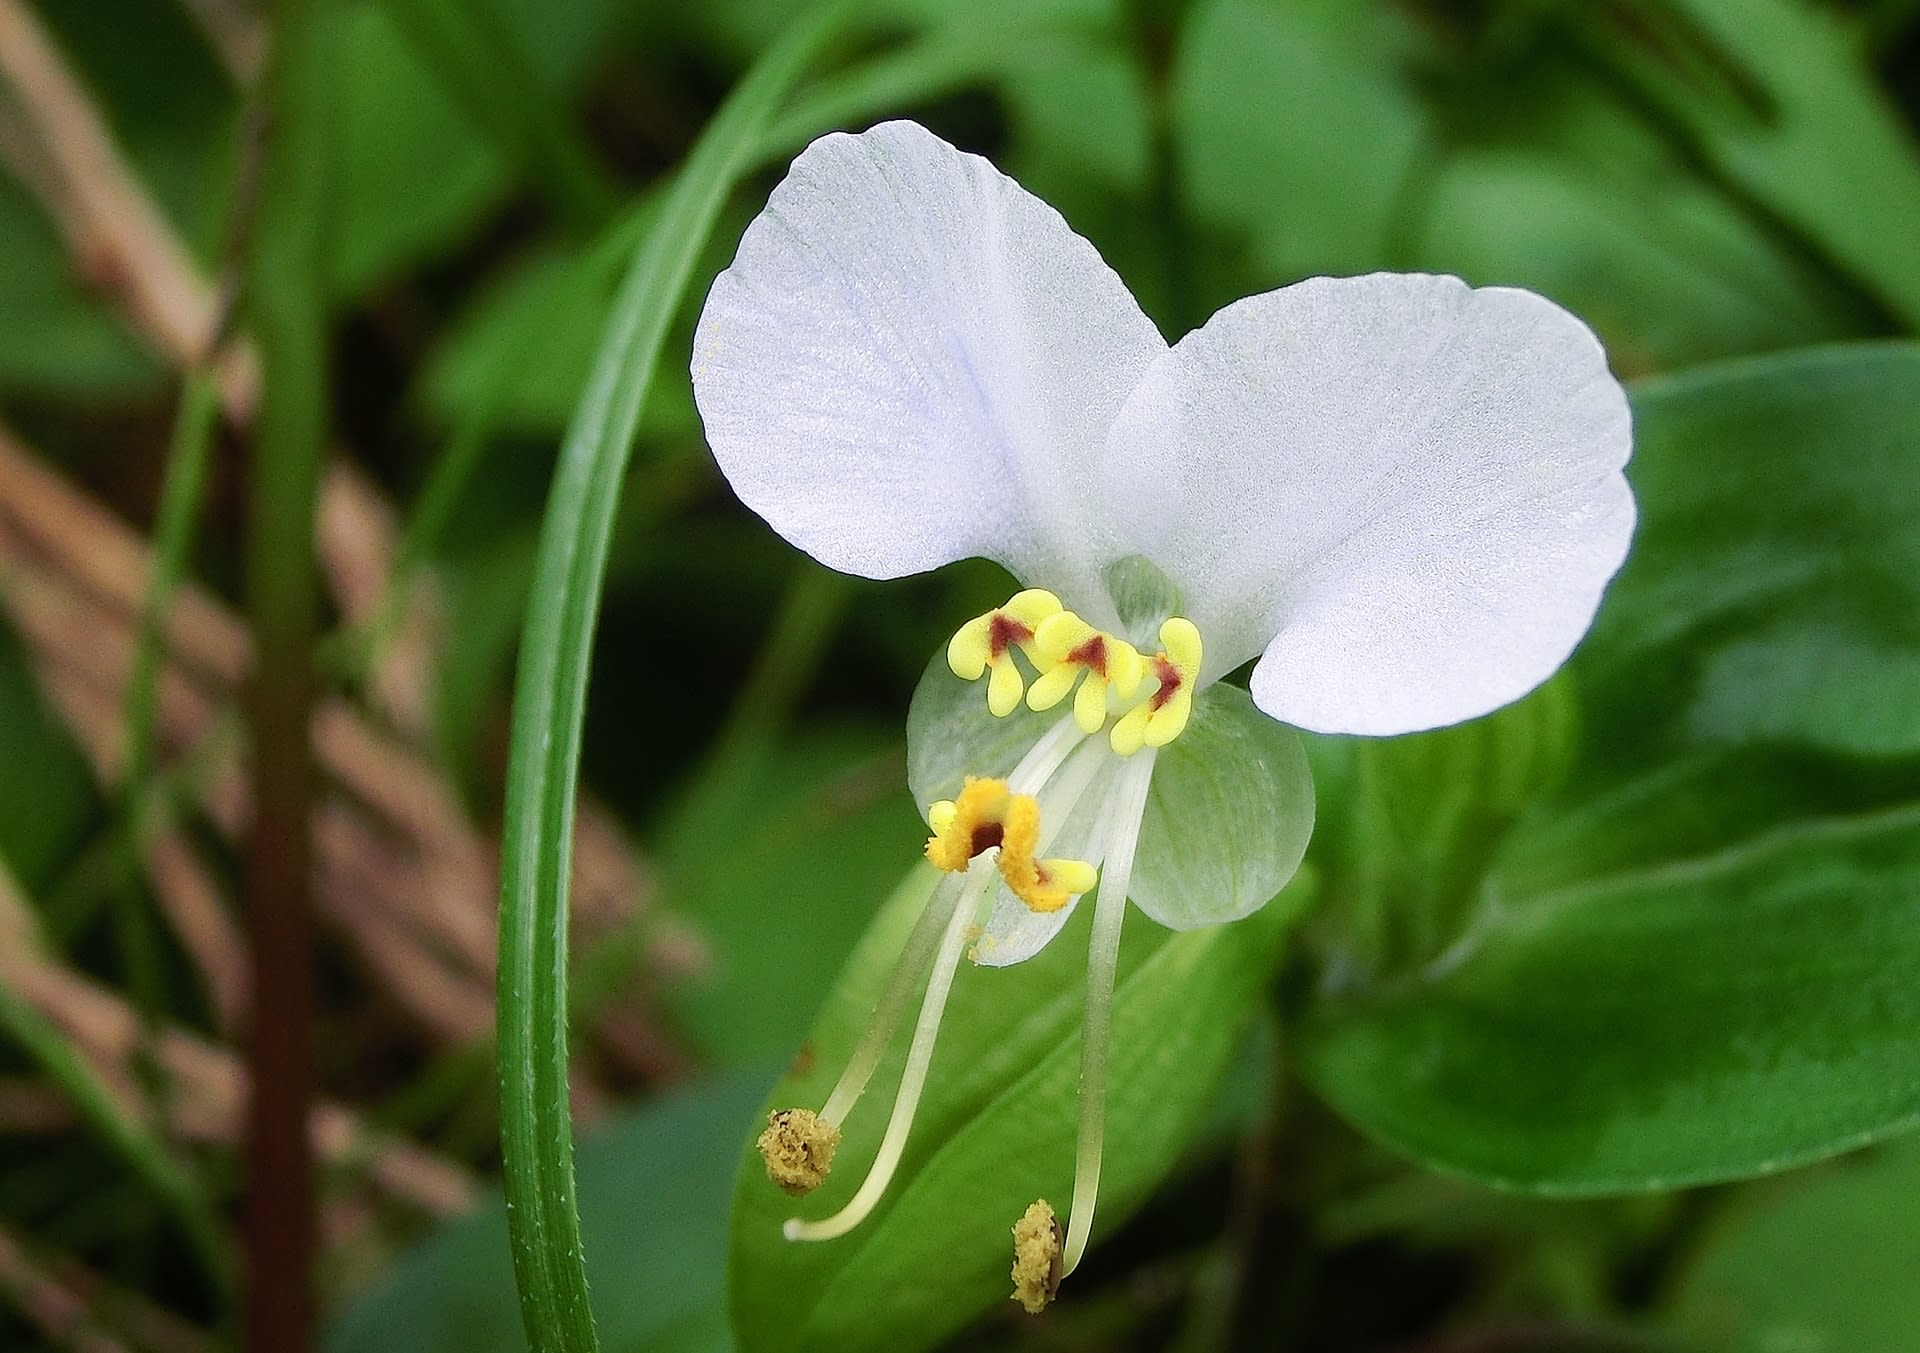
left=1337, top=679, right=1578, bottom=971
left=0, top=621, right=101, bottom=891
left=730, top=867, right=1304, bottom=1353
left=1303, top=343, right=1920, bottom=1194
left=31, top=0, right=234, bottom=254
left=327, top=1075, right=767, bottom=1353
left=1495, top=744, right=1920, bottom=902
left=1665, top=1138, right=1920, bottom=1353
left=0, top=179, right=159, bottom=398
left=422, top=246, right=630, bottom=435
left=1581, top=343, right=1920, bottom=768
left=332, top=1, right=508, bottom=297
left=1306, top=803, right=1920, bottom=1194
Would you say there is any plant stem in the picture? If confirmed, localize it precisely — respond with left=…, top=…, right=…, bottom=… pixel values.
left=241, top=0, right=333, bottom=1347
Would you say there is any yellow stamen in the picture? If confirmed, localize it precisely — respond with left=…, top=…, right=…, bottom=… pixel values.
left=947, top=589, right=1063, bottom=717
left=924, top=777, right=1013, bottom=872
left=1110, top=618, right=1201, bottom=755
left=924, top=777, right=1097, bottom=913
left=1026, top=612, right=1146, bottom=734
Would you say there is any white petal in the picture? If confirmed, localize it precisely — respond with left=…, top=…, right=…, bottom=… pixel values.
left=691, top=120, right=1166, bottom=603
left=1102, top=273, right=1634, bottom=735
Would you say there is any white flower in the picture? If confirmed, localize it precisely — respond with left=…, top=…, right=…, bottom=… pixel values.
left=693, top=120, right=1633, bottom=1300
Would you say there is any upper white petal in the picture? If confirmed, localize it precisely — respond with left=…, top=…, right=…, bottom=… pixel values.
left=691, top=120, right=1166, bottom=605
left=1101, top=272, right=1634, bottom=736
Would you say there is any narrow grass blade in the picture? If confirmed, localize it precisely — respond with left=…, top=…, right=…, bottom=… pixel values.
left=494, top=6, right=852, bottom=1352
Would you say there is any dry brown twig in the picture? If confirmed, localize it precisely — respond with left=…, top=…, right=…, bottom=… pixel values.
left=0, top=866, right=475, bottom=1216
left=0, top=1226, right=133, bottom=1353
left=0, top=0, right=686, bottom=1000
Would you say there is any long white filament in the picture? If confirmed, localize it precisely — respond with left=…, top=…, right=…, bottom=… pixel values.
left=818, top=870, right=963, bottom=1125
left=1007, top=713, right=1087, bottom=794
left=1060, top=749, right=1156, bottom=1277
left=785, top=859, right=996, bottom=1242
left=813, top=714, right=1085, bottom=1128
left=1031, top=734, right=1109, bottom=857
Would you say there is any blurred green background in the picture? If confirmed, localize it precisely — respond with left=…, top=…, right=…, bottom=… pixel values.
left=1, top=0, right=1918, bottom=1350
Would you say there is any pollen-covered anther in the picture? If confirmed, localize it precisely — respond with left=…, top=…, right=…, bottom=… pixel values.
left=1011, top=1199, right=1064, bottom=1314
left=925, top=777, right=1015, bottom=872
left=926, top=779, right=1097, bottom=912
left=997, top=794, right=1097, bottom=913
left=1111, top=618, right=1203, bottom=756
left=1026, top=612, right=1146, bottom=734
left=757, top=1108, right=840, bottom=1196
left=947, top=589, right=1064, bottom=716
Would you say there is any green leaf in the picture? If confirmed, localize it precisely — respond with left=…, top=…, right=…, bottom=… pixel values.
left=1301, top=343, right=1920, bottom=1196
left=422, top=246, right=630, bottom=435
left=1582, top=343, right=1920, bottom=768
left=1665, top=1138, right=1920, bottom=1353
left=1415, top=151, right=1868, bottom=376
left=730, top=868, right=1303, bottom=1353
left=1586, top=0, right=1920, bottom=327
left=493, top=6, right=852, bottom=1351
left=658, top=733, right=927, bottom=1066
left=0, top=620, right=101, bottom=891
left=31, top=0, right=235, bottom=255
left=0, top=178, right=160, bottom=398
left=332, top=1, right=509, bottom=297
left=373, top=0, right=618, bottom=228
left=326, top=1075, right=767, bottom=1353
left=1337, top=679, right=1578, bottom=971
left=1172, top=0, right=1425, bottom=279
left=1304, top=803, right=1920, bottom=1195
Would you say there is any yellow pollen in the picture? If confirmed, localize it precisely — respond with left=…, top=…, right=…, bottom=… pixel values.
left=925, top=777, right=1013, bottom=872
left=1110, top=617, right=1202, bottom=756
left=1011, top=1199, right=1063, bottom=1314
left=924, top=778, right=1098, bottom=913
left=756, top=1108, right=840, bottom=1196
left=1025, top=612, right=1146, bottom=734
left=947, top=589, right=1063, bottom=717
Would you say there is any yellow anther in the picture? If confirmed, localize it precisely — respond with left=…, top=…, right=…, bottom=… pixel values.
left=925, top=778, right=1013, bottom=872
left=1025, top=612, right=1146, bottom=734
left=1110, top=617, right=1202, bottom=755
left=947, top=589, right=1064, bottom=717
left=1011, top=1199, right=1063, bottom=1314
left=757, top=1108, right=840, bottom=1196
left=996, top=794, right=1097, bottom=914
left=924, top=777, right=1098, bottom=913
